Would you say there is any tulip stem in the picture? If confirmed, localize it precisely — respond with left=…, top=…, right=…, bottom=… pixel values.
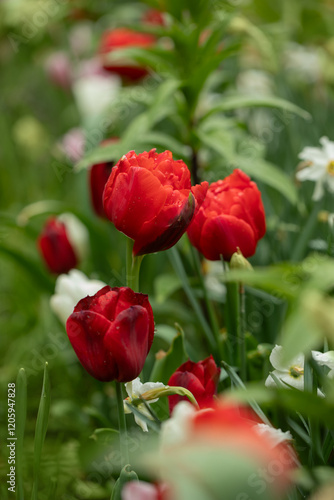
left=238, top=283, right=247, bottom=382
left=115, top=381, right=130, bottom=466
left=126, top=238, right=143, bottom=292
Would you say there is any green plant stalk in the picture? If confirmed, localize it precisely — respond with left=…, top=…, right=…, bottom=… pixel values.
left=291, top=201, right=322, bottom=262
left=304, top=360, right=324, bottom=465
left=221, top=258, right=240, bottom=369
left=190, top=245, right=224, bottom=359
left=115, top=382, right=130, bottom=466
left=126, top=238, right=143, bottom=292
left=168, top=246, right=217, bottom=355
left=238, top=283, right=247, bottom=382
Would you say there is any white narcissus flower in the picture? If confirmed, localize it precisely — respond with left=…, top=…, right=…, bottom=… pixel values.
left=254, top=424, right=293, bottom=448
left=296, top=137, right=334, bottom=201
left=265, top=345, right=334, bottom=394
left=57, top=213, right=89, bottom=263
left=50, top=269, right=106, bottom=324
left=124, top=378, right=165, bottom=432
left=73, top=73, right=121, bottom=119
left=160, top=401, right=197, bottom=449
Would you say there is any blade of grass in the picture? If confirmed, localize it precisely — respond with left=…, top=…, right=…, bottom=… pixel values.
left=16, top=368, right=27, bottom=500
left=31, top=362, right=51, bottom=500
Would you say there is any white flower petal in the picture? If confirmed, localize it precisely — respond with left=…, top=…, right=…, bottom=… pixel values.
left=254, top=423, right=293, bottom=447
left=298, top=147, right=327, bottom=167
left=279, top=373, right=305, bottom=391
left=296, top=163, right=326, bottom=181
left=312, top=177, right=325, bottom=201
left=312, top=351, right=334, bottom=370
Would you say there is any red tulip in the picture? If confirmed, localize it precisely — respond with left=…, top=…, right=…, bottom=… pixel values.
left=38, top=214, right=88, bottom=274
left=89, top=161, right=113, bottom=217
left=103, top=149, right=208, bottom=256
left=99, top=28, right=156, bottom=81
left=167, top=355, right=220, bottom=413
left=142, top=9, right=165, bottom=26
left=187, top=169, right=266, bottom=261
left=66, top=286, right=155, bottom=382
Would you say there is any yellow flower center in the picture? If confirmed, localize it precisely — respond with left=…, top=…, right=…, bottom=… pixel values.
left=289, top=366, right=304, bottom=378
left=327, top=160, right=334, bottom=176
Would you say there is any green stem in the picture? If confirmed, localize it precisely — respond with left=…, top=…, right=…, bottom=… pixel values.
left=221, top=258, right=238, bottom=366
left=190, top=245, right=224, bottom=360
left=291, top=201, right=321, bottom=262
left=115, top=381, right=129, bottom=466
left=126, top=238, right=143, bottom=292
left=238, top=283, right=247, bottom=382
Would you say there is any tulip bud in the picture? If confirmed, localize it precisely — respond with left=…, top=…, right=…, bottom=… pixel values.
left=38, top=213, right=89, bottom=274
left=66, top=286, right=155, bottom=382
left=167, top=355, right=220, bottom=413
left=230, top=248, right=253, bottom=270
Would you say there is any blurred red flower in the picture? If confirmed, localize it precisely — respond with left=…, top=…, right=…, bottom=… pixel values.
left=187, top=169, right=266, bottom=261
left=38, top=214, right=88, bottom=275
left=167, top=355, right=220, bottom=413
left=103, top=149, right=208, bottom=256
left=66, top=286, right=155, bottom=382
left=99, top=28, right=156, bottom=80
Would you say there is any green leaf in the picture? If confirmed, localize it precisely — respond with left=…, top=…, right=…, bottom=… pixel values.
left=133, top=131, right=190, bottom=158
left=16, top=368, right=27, bottom=500
left=203, top=94, right=311, bottom=121
left=237, top=157, right=298, bottom=206
left=31, top=363, right=51, bottom=500
left=150, top=330, right=188, bottom=384
left=111, top=465, right=138, bottom=500
left=75, top=142, right=127, bottom=172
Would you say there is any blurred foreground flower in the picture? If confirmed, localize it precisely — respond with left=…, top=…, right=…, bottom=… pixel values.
left=265, top=345, right=334, bottom=392
left=58, top=128, right=85, bottom=164
left=187, top=169, right=266, bottom=260
left=66, top=287, right=155, bottom=382
left=38, top=213, right=89, bottom=274
left=150, top=401, right=297, bottom=500
left=122, top=480, right=169, bottom=500
left=50, top=269, right=106, bottom=325
left=296, top=137, right=334, bottom=201
left=124, top=377, right=165, bottom=432
left=99, top=28, right=156, bottom=81
left=45, top=51, right=72, bottom=89
left=167, top=355, right=220, bottom=413
left=103, top=149, right=208, bottom=256
left=284, top=43, right=322, bottom=84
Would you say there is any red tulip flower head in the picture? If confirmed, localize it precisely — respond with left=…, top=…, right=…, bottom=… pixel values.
left=66, top=286, right=155, bottom=382
left=38, top=213, right=89, bottom=274
left=187, top=169, right=266, bottom=261
left=99, top=28, right=156, bottom=81
left=89, top=138, right=119, bottom=218
left=168, top=355, right=220, bottom=413
left=103, top=149, right=208, bottom=256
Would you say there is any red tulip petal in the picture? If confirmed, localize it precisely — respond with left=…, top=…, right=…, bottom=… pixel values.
left=104, top=167, right=169, bottom=239
left=104, top=305, right=150, bottom=382
left=66, top=311, right=118, bottom=381
left=200, top=214, right=257, bottom=261
left=133, top=192, right=195, bottom=256
left=38, top=218, right=78, bottom=274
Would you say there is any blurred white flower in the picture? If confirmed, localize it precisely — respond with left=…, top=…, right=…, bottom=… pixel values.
left=296, top=137, right=334, bottom=200
left=124, top=378, right=165, bottom=432
left=57, top=213, right=89, bottom=262
left=73, top=73, right=121, bottom=119
left=236, top=69, right=273, bottom=96
left=160, top=401, right=199, bottom=448
left=265, top=345, right=334, bottom=393
left=284, top=43, right=322, bottom=83
left=254, top=423, right=293, bottom=447
left=50, top=269, right=106, bottom=324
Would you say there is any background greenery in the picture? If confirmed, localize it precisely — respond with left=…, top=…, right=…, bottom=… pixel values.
left=1, top=0, right=334, bottom=498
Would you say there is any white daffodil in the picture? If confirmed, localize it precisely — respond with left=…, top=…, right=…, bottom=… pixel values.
left=124, top=378, right=165, bottom=432
left=254, top=423, right=293, bottom=448
left=160, top=401, right=197, bottom=449
left=265, top=345, right=334, bottom=394
left=50, top=269, right=106, bottom=324
left=296, top=137, right=334, bottom=201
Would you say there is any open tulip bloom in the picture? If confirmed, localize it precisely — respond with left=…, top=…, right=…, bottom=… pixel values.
left=103, top=149, right=208, bottom=256
left=187, top=169, right=266, bottom=261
